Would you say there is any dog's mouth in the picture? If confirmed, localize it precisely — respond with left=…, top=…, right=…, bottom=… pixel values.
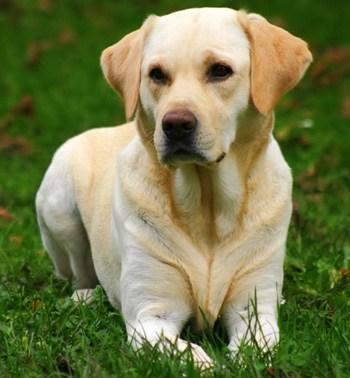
left=160, top=144, right=226, bottom=167
left=161, top=146, right=205, bottom=166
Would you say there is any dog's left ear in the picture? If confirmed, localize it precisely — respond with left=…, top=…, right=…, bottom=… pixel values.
left=101, top=16, right=155, bottom=121
left=237, top=12, right=313, bottom=115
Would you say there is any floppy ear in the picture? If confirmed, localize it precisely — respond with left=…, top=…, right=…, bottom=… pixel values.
left=238, top=12, right=313, bottom=115
left=100, top=17, right=155, bottom=121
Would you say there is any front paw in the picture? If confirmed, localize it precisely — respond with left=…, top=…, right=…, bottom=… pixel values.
left=71, top=288, right=94, bottom=304
left=176, top=339, right=214, bottom=371
left=228, top=318, right=279, bottom=353
left=129, top=329, right=214, bottom=371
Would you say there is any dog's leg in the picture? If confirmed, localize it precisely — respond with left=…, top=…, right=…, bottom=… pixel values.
left=36, top=216, right=73, bottom=280
left=222, top=260, right=282, bottom=354
left=224, top=301, right=279, bottom=354
left=36, top=152, right=98, bottom=291
left=126, top=314, right=213, bottom=370
left=120, top=247, right=213, bottom=369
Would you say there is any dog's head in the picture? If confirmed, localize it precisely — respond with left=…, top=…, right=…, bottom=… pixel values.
left=101, top=8, right=312, bottom=168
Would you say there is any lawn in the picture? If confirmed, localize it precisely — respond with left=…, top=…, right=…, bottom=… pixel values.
left=1, top=0, right=349, bottom=376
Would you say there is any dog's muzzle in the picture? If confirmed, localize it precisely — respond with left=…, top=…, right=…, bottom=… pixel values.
left=160, top=109, right=202, bottom=163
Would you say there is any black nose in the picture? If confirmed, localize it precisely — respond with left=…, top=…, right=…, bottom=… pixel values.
left=162, top=109, right=197, bottom=141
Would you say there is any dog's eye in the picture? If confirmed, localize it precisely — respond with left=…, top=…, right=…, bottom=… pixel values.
left=208, top=64, right=233, bottom=81
left=149, top=68, right=168, bottom=84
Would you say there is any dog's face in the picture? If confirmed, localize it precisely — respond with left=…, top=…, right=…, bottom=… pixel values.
left=101, top=8, right=312, bottom=167
left=139, top=9, right=251, bottom=167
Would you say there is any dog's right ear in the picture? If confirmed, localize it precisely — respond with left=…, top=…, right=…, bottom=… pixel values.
left=101, top=17, right=155, bottom=121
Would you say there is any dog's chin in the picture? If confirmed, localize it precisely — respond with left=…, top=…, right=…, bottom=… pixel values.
left=159, top=149, right=226, bottom=168
left=160, top=151, right=205, bottom=167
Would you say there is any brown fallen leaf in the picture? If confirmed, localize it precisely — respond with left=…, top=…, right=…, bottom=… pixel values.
left=340, top=268, right=349, bottom=277
left=312, top=47, right=350, bottom=86
left=58, top=28, right=76, bottom=45
left=265, top=366, right=289, bottom=378
left=17, top=95, right=35, bottom=117
left=292, top=199, right=303, bottom=227
left=30, top=299, right=43, bottom=311
left=26, top=43, right=40, bottom=68
left=312, top=48, right=347, bottom=77
left=296, top=167, right=326, bottom=202
left=341, top=97, right=350, bottom=119
left=9, top=235, right=23, bottom=246
left=0, top=134, right=34, bottom=155
left=26, top=28, right=76, bottom=68
left=37, top=0, right=53, bottom=12
left=26, top=41, right=54, bottom=68
left=280, top=98, right=302, bottom=111
left=0, top=0, right=12, bottom=10
left=0, top=95, right=35, bottom=129
left=297, top=167, right=317, bottom=180
left=0, top=208, right=13, bottom=221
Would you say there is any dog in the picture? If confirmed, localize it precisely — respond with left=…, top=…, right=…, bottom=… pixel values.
left=36, top=7, right=312, bottom=368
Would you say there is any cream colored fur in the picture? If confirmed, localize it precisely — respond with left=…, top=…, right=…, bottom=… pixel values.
left=36, top=8, right=312, bottom=369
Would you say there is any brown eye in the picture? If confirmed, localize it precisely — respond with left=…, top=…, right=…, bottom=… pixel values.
left=208, top=64, right=233, bottom=81
left=149, top=68, right=168, bottom=84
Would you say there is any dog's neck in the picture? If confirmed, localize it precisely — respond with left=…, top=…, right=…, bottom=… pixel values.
left=169, top=154, right=242, bottom=247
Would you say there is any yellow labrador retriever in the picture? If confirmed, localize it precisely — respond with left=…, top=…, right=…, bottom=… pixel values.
left=36, top=8, right=312, bottom=368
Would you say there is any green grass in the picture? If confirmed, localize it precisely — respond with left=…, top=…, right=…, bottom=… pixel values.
left=1, top=0, right=350, bottom=376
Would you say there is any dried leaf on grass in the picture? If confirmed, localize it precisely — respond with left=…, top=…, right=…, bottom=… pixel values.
left=26, top=27, right=76, bottom=68
left=26, top=43, right=41, bottom=68
left=58, top=28, right=76, bottom=45
left=311, top=47, right=350, bottom=86
left=297, top=173, right=325, bottom=195
left=0, top=95, right=35, bottom=130
left=340, top=268, right=349, bottom=277
left=280, top=99, right=302, bottom=111
left=0, top=134, right=34, bottom=155
left=292, top=200, right=303, bottom=227
left=0, top=0, right=12, bottom=9
left=266, top=366, right=290, bottom=378
left=9, top=235, right=23, bottom=246
left=296, top=167, right=325, bottom=206
left=0, top=95, right=35, bottom=155
left=0, top=207, right=13, bottom=221
left=37, top=0, right=53, bottom=12
left=341, top=97, right=350, bottom=119
left=30, top=299, right=43, bottom=311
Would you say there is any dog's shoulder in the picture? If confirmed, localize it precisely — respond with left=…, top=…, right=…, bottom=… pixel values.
left=48, top=122, right=137, bottom=210
left=50, top=122, right=136, bottom=176
left=59, top=122, right=136, bottom=157
left=243, top=136, right=293, bottom=225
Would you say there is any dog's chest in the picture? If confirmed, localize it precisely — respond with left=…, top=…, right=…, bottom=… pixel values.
left=185, top=242, right=237, bottom=331
left=193, top=272, right=222, bottom=331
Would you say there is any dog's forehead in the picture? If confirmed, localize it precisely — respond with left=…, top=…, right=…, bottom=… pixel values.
left=143, top=8, right=249, bottom=62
